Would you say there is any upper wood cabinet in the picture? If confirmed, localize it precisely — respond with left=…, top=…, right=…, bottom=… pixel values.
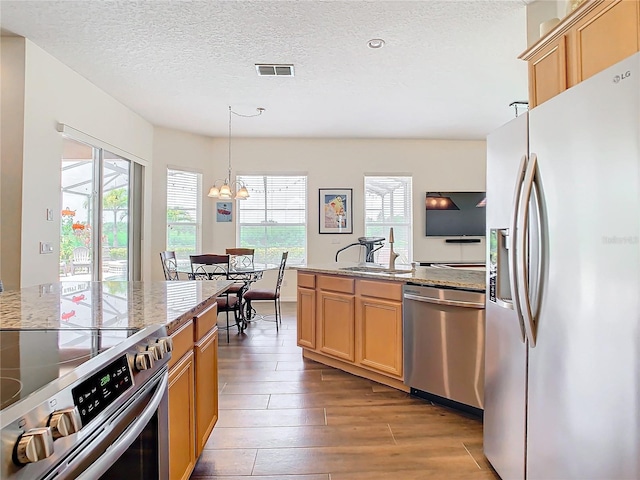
left=520, top=0, right=640, bottom=108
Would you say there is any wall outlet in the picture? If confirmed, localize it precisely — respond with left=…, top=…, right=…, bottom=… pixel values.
left=40, top=242, right=54, bottom=254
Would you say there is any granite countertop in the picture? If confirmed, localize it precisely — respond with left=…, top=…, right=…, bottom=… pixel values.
left=0, top=280, right=233, bottom=333
left=294, top=263, right=486, bottom=292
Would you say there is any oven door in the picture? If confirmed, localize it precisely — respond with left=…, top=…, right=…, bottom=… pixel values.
left=46, top=368, right=168, bottom=480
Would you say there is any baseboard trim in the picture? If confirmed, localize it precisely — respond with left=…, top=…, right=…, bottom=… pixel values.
left=302, top=349, right=409, bottom=393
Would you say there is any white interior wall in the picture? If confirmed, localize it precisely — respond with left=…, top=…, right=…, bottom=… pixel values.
left=0, top=37, right=26, bottom=290
left=17, top=39, right=154, bottom=287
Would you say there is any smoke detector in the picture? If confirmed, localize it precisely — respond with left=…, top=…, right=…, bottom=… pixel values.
left=255, top=64, right=295, bottom=77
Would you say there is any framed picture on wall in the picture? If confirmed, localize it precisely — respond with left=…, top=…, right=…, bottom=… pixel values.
left=319, top=188, right=352, bottom=234
left=216, top=201, right=232, bottom=222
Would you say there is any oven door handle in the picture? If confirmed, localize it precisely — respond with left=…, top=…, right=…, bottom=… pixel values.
left=76, top=373, right=168, bottom=480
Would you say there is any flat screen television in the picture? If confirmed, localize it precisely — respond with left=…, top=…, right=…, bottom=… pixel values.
left=425, top=191, right=486, bottom=237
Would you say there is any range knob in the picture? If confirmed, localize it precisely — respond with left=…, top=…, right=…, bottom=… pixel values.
left=145, top=343, right=164, bottom=360
left=49, top=407, right=82, bottom=438
left=134, top=351, right=155, bottom=371
left=14, top=427, right=54, bottom=465
left=156, top=337, right=173, bottom=354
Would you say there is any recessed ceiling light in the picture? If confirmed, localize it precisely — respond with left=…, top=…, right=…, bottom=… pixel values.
left=367, top=39, right=385, bottom=49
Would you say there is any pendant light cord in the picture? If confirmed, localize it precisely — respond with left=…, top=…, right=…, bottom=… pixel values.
left=228, top=106, right=265, bottom=182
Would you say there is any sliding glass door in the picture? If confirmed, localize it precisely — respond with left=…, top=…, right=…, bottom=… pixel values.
left=60, top=137, right=139, bottom=280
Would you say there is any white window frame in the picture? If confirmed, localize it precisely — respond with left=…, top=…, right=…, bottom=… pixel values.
left=364, top=175, right=413, bottom=264
left=166, top=168, right=202, bottom=268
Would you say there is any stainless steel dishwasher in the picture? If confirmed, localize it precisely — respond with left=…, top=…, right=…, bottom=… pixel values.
left=403, top=284, right=485, bottom=412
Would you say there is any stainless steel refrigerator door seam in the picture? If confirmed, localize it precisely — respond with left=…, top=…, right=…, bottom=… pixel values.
left=508, top=154, right=529, bottom=342
left=517, top=153, right=538, bottom=347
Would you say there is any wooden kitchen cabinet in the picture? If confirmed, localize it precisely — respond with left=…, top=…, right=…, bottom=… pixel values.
left=194, top=327, right=218, bottom=455
left=356, top=280, right=403, bottom=378
left=521, top=0, right=640, bottom=108
left=527, top=34, right=568, bottom=108
left=317, top=275, right=355, bottom=362
left=296, top=272, right=407, bottom=391
left=168, top=349, right=196, bottom=480
left=167, top=302, right=221, bottom=480
left=297, top=272, right=316, bottom=349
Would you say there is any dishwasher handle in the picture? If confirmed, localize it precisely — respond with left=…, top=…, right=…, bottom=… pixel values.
left=403, top=293, right=485, bottom=309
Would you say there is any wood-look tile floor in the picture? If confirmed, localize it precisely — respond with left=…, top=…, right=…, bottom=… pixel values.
left=191, top=302, right=500, bottom=480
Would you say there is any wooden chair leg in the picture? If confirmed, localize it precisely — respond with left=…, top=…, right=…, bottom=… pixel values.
left=225, top=310, right=230, bottom=343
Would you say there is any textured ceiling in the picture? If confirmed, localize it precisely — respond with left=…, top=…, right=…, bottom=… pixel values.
left=0, top=0, right=529, bottom=140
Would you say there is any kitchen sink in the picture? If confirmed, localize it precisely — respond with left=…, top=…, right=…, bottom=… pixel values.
left=339, top=265, right=413, bottom=274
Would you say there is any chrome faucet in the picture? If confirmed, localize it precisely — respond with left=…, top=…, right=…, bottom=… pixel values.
left=388, top=227, right=399, bottom=270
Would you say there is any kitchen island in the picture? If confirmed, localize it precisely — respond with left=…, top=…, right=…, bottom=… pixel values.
left=294, top=263, right=486, bottom=392
left=0, top=280, right=232, bottom=480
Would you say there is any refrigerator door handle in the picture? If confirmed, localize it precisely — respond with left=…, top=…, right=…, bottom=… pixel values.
left=516, top=153, right=538, bottom=347
left=508, top=154, right=528, bottom=343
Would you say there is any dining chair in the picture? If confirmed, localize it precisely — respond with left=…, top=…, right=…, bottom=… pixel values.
left=225, top=248, right=255, bottom=297
left=243, top=252, right=288, bottom=331
left=225, top=248, right=255, bottom=269
left=189, top=254, right=242, bottom=342
left=160, top=251, right=180, bottom=280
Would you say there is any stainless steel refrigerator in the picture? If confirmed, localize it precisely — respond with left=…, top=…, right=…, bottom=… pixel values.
left=484, top=51, right=640, bottom=480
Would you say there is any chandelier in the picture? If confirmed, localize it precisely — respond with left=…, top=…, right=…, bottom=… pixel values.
left=208, top=105, right=265, bottom=200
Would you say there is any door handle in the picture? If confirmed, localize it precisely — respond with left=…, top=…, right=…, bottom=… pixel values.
left=509, top=154, right=528, bottom=343
left=517, top=153, right=538, bottom=347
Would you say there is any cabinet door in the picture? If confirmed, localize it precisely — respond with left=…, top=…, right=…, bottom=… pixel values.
left=573, top=0, right=640, bottom=83
left=195, top=327, right=218, bottom=456
left=356, top=297, right=403, bottom=377
left=297, top=287, right=316, bottom=349
left=528, top=35, right=568, bottom=108
left=318, top=291, right=355, bottom=361
left=168, top=351, right=196, bottom=480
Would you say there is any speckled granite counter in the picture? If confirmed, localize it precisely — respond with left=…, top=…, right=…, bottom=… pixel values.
left=0, top=280, right=233, bottom=333
left=294, top=263, right=485, bottom=291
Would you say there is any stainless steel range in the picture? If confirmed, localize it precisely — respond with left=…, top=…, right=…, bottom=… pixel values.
left=0, top=324, right=172, bottom=479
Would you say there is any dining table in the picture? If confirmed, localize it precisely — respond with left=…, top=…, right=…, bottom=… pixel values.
left=181, top=264, right=273, bottom=332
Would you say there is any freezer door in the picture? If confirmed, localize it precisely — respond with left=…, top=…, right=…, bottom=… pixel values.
left=527, top=52, right=640, bottom=479
left=484, top=113, right=529, bottom=480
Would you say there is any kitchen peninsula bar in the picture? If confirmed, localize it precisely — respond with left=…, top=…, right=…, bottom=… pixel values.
left=294, top=263, right=485, bottom=392
left=0, top=280, right=232, bottom=480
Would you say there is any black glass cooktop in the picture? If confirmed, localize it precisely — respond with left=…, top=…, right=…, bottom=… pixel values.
left=0, top=328, right=137, bottom=410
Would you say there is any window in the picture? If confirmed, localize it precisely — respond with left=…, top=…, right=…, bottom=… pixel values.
left=167, top=169, right=202, bottom=267
left=364, top=176, right=413, bottom=263
left=237, top=175, right=307, bottom=267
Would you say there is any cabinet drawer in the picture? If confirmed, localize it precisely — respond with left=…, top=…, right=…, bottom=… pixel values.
left=194, top=303, right=217, bottom=341
left=298, top=272, right=316, bottom=289
left=318, top=275, right=354, bottom=294
left=357, top=279, right=402, bottom=302
left=168, top=320, right=194, bottom=369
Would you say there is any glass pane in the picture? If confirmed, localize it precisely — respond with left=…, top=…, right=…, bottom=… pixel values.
left=364, top=176, right=413, bottom=263
left=237, top=175, right=307, bottom=266
left=102, top=151, right=130, bottom=280
left=60, top=138, right=95, bottom=280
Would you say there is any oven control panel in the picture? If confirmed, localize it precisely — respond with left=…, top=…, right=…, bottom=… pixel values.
left=71, top=354, right=133, bottom=425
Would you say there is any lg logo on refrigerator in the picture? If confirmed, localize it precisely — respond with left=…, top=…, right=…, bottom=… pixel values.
left=613, top=71, right=632, bottom=83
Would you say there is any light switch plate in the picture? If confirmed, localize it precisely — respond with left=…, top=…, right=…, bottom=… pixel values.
left=46, top=208, right=53, bottom=221
left=40, top=242, right=54, bottom=254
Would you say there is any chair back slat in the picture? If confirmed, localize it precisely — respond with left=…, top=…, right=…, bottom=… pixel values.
left=160, top=251, right=179, bottom=280
left=275, top=252, right=288, bottom=293
left=226, top=248, right=255, bottom=270
left=190, top=254, right=230, bottom=280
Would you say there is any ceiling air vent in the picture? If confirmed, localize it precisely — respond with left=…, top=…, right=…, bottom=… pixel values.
left=255, top=64, right=295, bottom=77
